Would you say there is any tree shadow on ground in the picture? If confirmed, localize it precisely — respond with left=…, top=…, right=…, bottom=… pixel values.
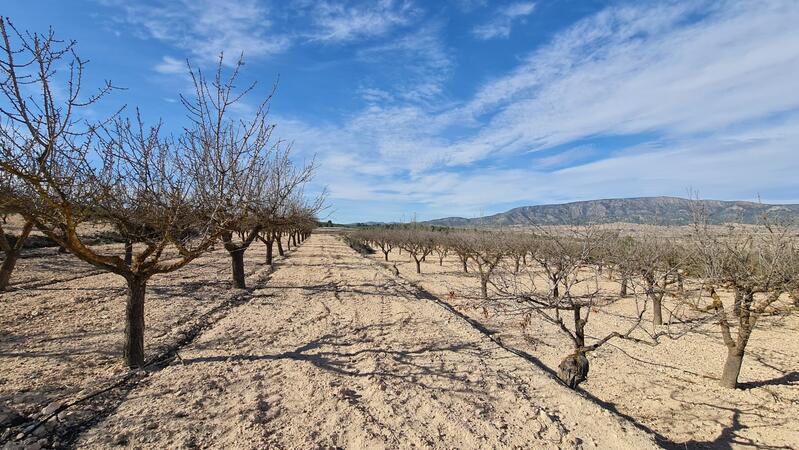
left=738, top=371, right=799, bottom=390
left=182, top=325, right=491, bottom=403
left=673, top=400, right=794, bottom=450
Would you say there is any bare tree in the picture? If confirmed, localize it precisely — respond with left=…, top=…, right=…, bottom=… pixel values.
left=466, top=231, right=507, bottom=300
left=494, top=227, right=656, bottom=389
left=689, top=210, right=797, bottom=388
left=618, top=235, right=685, bottom=326
left=177, top=56, right=277, bottom=288
left=398, top=229, right=435, bottom=274
left=448, top=232, right=475, bottom=273
left=0, top=21, right=257, bottom=367
left=178, top=57, right=319, bottom=288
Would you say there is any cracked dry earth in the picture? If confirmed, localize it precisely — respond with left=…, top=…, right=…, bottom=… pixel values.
left=69, top=230, right=656, bottom=449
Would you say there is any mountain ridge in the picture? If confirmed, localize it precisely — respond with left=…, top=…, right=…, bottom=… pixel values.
left=422, top=196, right=799, bottom=227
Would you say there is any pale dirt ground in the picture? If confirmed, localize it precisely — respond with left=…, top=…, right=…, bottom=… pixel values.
left=370, top=246, right=799, bottom=449
left=0, top=227, right=277, bottom=449
left=1, top=230, right=659, bottom=449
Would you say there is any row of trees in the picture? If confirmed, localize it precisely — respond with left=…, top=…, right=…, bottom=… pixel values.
left=0, top=19, right=321, bottom=367
left=350, top=218, right=798, bottom=390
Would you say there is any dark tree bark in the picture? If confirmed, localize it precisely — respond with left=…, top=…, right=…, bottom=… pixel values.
left=124, top=240, right=133, bottom=266
left=222, top=229, right=260, bottom=289
left=0, top=221, right=33, bottom=292
left=0, top=250, right=18, bottom=291
left=414, top=257, right=421, bottom=274
left=573, top=306, right=586, bottom=348
left=124, top=276, right=148, bottom=368
left=558, top=352, right=589, bottom=389
left=620, top=275, right=628, bottom=297
left=557, top=306, right=589, bottom=389
left=265, top=238, right=274, bottom=265
left=230, top=249, right=246, bottom=288
left=277, top=235, right=285, bottom=256
left=653, top=297, right=663, bottom=326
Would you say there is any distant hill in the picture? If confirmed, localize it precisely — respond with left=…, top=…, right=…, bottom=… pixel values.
left=423, top=197, right=799, bottom=227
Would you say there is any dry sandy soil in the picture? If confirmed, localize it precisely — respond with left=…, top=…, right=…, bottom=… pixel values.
left=369, top=241, right=799, bottom=449
left=0, top=230, right=664, bottom=449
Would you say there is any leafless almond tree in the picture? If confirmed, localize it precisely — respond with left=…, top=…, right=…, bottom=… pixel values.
left=494, top=227, right=658, bottom=388
left=689, top=207, right=797, bottom=388
left=0, top=20, right=280, bottom=367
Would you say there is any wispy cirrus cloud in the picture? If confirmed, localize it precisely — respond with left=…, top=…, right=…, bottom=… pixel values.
left=94, top=0, right=799, bottom=221
left=103, top=0, right=290, bottom=65
left=153, top=56, right=186, bottom=75
left=455, top=0, right=799, bottom=161
left=472, top=2, right=536, bottom=40
left=356, top=24, right=454, bottom=103
left=309, top=0, right=421, bottom=43
left=279, top=0, right=799, bottom=220
left=101, top=0, right=424, bottom=74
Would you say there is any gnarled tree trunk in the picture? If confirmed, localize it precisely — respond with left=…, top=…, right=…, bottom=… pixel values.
left=0, top=250, right=19, bottom=291
left=230, top=249, right=246, bottom=288
left=124, top=240, right=133, bottom=266
left=558, top=306, right=590, bottom=389
left=124, top=276, right=148, bottom=368
left=718, top=289, right=756, bottom=388
left=653, top=297, right=663, bottom=326
left=558, top=352, right=589, bottom=389
left=720, top=346, right=745, bottom=389
left=265, top=238, right=274, bottom=265
left=276, top=235, right=285, bottom=256
left=0, top=220, right=33, bottom=292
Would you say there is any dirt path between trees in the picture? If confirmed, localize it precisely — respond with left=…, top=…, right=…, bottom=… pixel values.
left=73, top=231, right=657, bottom=449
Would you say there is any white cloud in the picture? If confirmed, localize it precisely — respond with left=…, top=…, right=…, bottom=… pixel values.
left=279, top=1, right=799, bottom=220
left=472, top=1, right=536, bottom=40
left=102, top=0, right=423, bottom=75
left=106, top=0, right=290, bottom=67
left=311, top=115, right=799, bottom=219
left=452, top=0, right=799, bottom=163
left=309, top=0, right=420, bottom=43
left=356, top=24, right=454, bottom=103
left=153, top=56, right=186, bottom=75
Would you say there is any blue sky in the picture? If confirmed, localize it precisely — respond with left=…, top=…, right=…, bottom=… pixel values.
left=5, top=0, right=799, bottom=223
